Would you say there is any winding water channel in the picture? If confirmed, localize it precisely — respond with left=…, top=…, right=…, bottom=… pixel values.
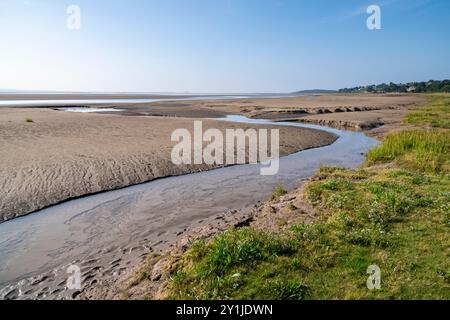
left=0, top=115, right=379, bottom=299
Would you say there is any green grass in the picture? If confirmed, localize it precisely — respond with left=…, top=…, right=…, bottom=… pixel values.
left=302, top=167, right=449, bottom=299
left=270, top=185, right=288, bottom=200
left=170, top=228, right=298, bottom=299
left=367, top=130, right=449, bottom=173
left=165, top=94, right=450, bottom=300
left=406, top=94, right=450, bottom=129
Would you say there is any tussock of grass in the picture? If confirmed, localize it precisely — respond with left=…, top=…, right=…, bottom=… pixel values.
left=367, top=130, right=449, bottom=173
left=270, top=185, right=288, bottom=200
left=189, top=228, right=295, bottom=277
left=262, top=279, right=310, bottom=300
left=170, top=228, right=298, bottom=299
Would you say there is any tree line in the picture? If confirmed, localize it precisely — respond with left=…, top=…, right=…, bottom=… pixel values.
left=339, top=80, right=450, bottom=93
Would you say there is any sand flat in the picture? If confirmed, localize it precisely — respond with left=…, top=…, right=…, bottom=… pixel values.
left=0, top=108, right=336, bottom=222
left=108, top=93, right=426, bottom=119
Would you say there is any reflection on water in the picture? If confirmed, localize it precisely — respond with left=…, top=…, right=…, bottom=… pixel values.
left=58, top=107, right=125, bottom=113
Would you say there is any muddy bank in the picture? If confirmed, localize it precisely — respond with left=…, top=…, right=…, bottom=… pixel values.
left=292, top=107, right=425, bottom=139
left=290, top=108, right=408, bottom=137
left=0, top=108, right=336, bottom=223
left=104, top=93, right=425, bottom=120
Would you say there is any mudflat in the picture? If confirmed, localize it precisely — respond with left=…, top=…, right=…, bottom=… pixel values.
left=108, top=93, right=426, bottom=119
left=0, top=108, right=336, bottom=222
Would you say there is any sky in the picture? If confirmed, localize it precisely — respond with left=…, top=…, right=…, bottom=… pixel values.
left=0, top=0, right=449, bottom=93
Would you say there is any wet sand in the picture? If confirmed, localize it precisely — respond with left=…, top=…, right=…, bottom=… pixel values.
left=293, top=108, right=410, bottom=138
left=0, top=108, right=336, bottom=223
left=104, top=93, right=426, bottom=119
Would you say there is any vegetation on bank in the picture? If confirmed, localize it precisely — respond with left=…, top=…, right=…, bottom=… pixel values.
left=164, top=94, right=449, bottom=300
left=367, top=130, right=448, bottom=173
left=339, top=80, right=450, bottom=94
left=270, top=185, right=288, bottom=200
left=406, top=93, right=450, bottom=129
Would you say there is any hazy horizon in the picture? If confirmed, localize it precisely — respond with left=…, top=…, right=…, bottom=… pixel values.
left=1, top=0, right=449, bottom=93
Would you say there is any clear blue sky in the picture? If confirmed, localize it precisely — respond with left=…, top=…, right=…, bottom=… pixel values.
left=0, top=0, right=449, bottom=93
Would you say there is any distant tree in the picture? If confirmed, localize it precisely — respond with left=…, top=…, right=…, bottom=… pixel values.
left=338, top=80, right=450, bottom=94
left=441, top=85, right=450, bottom=92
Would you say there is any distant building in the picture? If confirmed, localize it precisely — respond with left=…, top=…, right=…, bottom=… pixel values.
left=407, top=86, right=416, bottom=92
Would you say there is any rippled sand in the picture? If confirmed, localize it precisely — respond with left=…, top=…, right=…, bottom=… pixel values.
left=0, top=108, right=336, bottom=223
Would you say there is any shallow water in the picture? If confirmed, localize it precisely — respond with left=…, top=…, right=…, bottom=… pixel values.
left=0, top=94, right=296, bottom=107
left=0, top=116, right=378, bottom=299
left=0, top=96, right=240, bottom=107
left=58, top=107, right=125, bottom=113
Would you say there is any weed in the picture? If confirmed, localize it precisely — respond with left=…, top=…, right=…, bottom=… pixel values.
left=271, top=185, right=288, bottom=200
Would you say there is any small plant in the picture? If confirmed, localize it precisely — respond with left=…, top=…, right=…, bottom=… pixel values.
left=262, top=279, right=309, bottom=300
left=25, top=118, right=34, bottom=123
left=287, top=203, right=298, bottom=211
left=197, top=228, right=295, bottom=276
left=271, top=185, right=288, bottom=200
left=290, top=258, right=302, bottom=269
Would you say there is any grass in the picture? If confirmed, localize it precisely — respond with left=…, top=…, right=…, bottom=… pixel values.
left=170, top=228, right=298, bottom=299
left=302, top=167, right=449, bottom=299
left=270, top=185, right=288, bottom=200
left=367, top=130, right=449, bottom=173
left=406, top=93, right=450, bottom=129
left=165, top=94, right=450, bottom=300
